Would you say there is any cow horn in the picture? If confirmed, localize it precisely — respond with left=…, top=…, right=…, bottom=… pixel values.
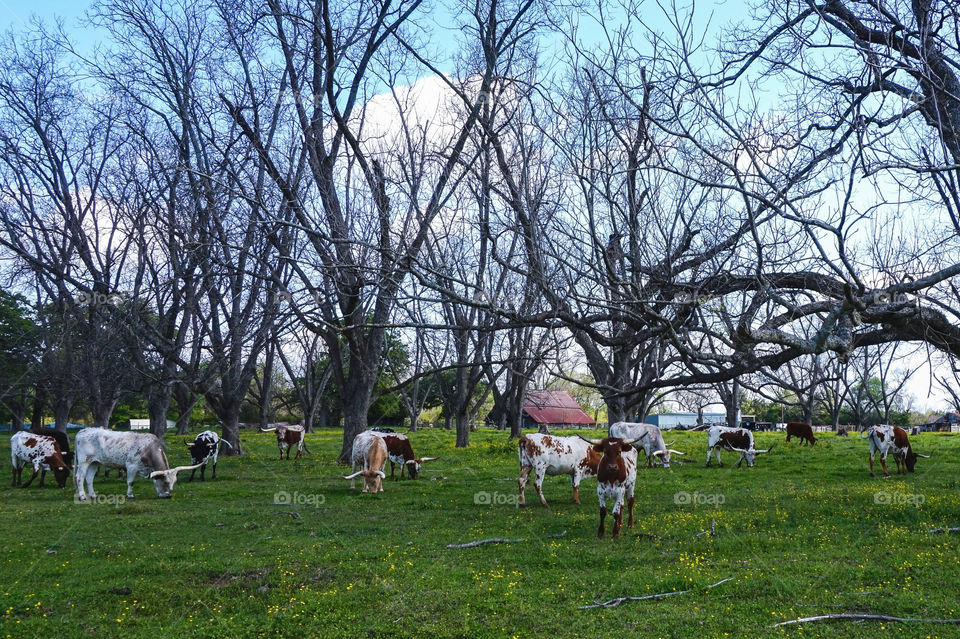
left=419, top=457, right=438, bottom=463
left=220, top=439, right=233, bottom=449
left=664, top=440, right=676, bottom=448
left=667, top=449, right=686, bottom=455
left=376, top=470, right=386, bottom=478
left=755, top=444, right=775, bottom=454
left=185, top=441, right=194, bottom=447
left=343, top=471, right=364, bottom=480
left=578, top=435, right=604, bottom=446
left=915, top=452, right=931, bottom=458
left=258, top=426, right=277, bottom=432
left=170, top=462, right=205, bottom=474
left=652, top=450, right=665, bottom=457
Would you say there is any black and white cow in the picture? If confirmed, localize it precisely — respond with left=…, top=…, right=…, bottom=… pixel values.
left=74, top=428, right=202, bottom=500
left=705, top=425, right=774, bottom=468
left=185, top=430, right=232, bottom=481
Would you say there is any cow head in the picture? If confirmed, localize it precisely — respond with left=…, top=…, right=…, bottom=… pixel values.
left=652, top=444, right=686, bottom=468
left=50, top=462, right=70, bottom=488
left=579, top=436, right=641, bottom=475
left=902, top=448, right=930, bottom=472
left=724, top=442, right=775, bottom=468
left=344, top=469, right=386, bottom=493
left=148, top=463, right=204, bottom=498
left=404, top=456, right=438, bottom=480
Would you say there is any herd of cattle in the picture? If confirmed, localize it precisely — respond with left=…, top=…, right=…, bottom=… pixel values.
left=8, top=419, right=931, bottom=538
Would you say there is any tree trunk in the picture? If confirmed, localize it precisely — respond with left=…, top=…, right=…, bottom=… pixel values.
left=173, top=384, right=196, bottom=435
left=443, top=414, right=452, bottom=430
left=31, top=386, right=45, bottom=431
left=147, top=385, right=173, bottom=440
left=338, top=391, right=372, bottom=463
left=219, top=413, right=244, bottom=456
left=605, top=395, right=628, bottom=425
left=52, top=397, right=72, bottom=433
left=90, top=396, right=119, bottom=430
left=455, top=410, right=470, bottom=448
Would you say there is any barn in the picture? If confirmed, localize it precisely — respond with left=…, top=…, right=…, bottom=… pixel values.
left=521, top=391, right=596, bottom=431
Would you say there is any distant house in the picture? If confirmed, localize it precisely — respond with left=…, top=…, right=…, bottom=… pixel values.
left=521, top=391, right=596, bottom=431
left=129, top=419, right=176, bottom=431
left=645, top=412, right=728, bottom=430
left=917, top=412, right=960, bottom=433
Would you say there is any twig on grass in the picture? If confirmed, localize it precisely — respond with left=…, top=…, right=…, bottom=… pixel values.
left=445, top=538, right=525, bottom=549
left=579, top=577, right=734, bottom=609
left=772, top=614, right=960, bottom=628
left=548, top=530, right=567, bottom=538
left=694, top=518, right=716, bottom=540
left=635, top=532, right=662, bottom=541
left=929, top=527, right=960, bottom=534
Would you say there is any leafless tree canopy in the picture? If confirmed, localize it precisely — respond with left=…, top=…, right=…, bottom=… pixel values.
left=2, top=0, right=960, bottom=453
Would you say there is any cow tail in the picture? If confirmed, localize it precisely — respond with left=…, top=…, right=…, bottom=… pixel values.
left=302, top=442, right=313, bottom=455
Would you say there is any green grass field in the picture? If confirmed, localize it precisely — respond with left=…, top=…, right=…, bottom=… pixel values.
left=2, top=428, right=959, bottom=638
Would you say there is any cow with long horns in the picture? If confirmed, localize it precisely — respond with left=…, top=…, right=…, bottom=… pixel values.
left=579, top=436, right=639, bottom=539
left=705, top=425, right=774, bottom=468
left=185, top=430, right=231, bottom=481
left=609, top=422, right=686, bottom=468
left=864, top=424, right=929, bottom=477
left=74, top=429, right=203, bottom=500
left=344, top=431, right=388, bottom=493
left=517, top=433, right=603, bottom=507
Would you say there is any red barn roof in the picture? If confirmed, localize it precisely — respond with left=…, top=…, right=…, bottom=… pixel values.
left=523, top=390, right=595, bottom=425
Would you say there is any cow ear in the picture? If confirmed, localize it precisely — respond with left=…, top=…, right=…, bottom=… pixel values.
left=621, top=442, right=634, bottom=452
left=593, top=444, right=604, bottom=452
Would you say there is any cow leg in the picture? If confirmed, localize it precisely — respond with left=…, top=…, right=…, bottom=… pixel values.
left=786, top=433, right=791, bottom=443
left=598, top=504, right=607, bottom=538
left=189, top=467, right=197, bottom=482
left=879, top=454, right=891, bottom=477
left=400, top=463, right=406, bottom=479
left=125, top=464, right=137, bottom=498
left=21, top=466, right=41, bottom=488
left=11, top=465, right=18, bottom=487
left=626, top=491, right=635, bottom=528
left=869, top=452, right=876, bottom=477
left=572, top=471, right=582, bottom=505
left=84, top=463, right=99, bottom=500
left=716, top=449, right=723, bottom=467
left=517, top=466, right=530, bottom=506
left=705, top=447, right=712, bottom=467
left=611, top=500, right=623, bottom=539
left=39, top=469, right=46, bottom=487
left=200, top=463, right=207, bottom=481
left=534, top=467, right=548, bottom=507
left=390, top=461, right=396, bottom=479
left=211, top=458, right=216, bottom=479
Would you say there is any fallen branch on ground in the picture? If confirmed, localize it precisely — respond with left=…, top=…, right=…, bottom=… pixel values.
left=579, top=577, right=734, bottom=609
left=635, top=532, right=662, bottom=541
left=694, top=518, right=716, bottom=540
left=445, top=538, right=524, bottom=549
left=929, top=527, right=960, bottom=534
left=772, top=614, right=960, bottom=627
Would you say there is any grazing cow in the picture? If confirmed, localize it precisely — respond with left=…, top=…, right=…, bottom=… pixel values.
left=10, top=431, right=70, bottom=488
left=705, top=425, right=774, bottom=468
left=785, top=421, right=817, bottom=446
left=578, top=436, right=639, bottom=539
left=517, top=433, right=603, bottom=507
left=365, top=430, right=437, bottom=479
left=184, top=430, right=232, bottom=481
left=609, top=422, right=685, bottom=468
left=344, top=431, right=388, bottom=493
left=259, top=424, right=309, bottom=460
left=74, top=428, right=202, bottom=500
left=864, top=424, right=929, bottom=477
left=27, top=428, right=73, bottom=485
